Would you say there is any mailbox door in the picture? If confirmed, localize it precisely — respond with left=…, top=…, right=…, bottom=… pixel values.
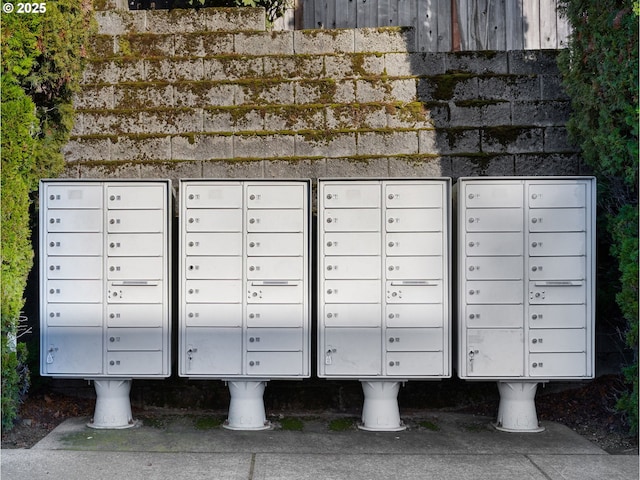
left=466, top=329, right=524, bottom=377
left=247, top=304, right=304, bottom=328
left=528, top=353, right=587, bottom=377
left=385, top=256, right=442, bottom=280
left=46, top=304, right=103, bottom=327
left=107, top=185, right=165, bottom=209
left=385, top=304, right=444, bottom=328
left=247, top=210, right=304, bottom=232
left=46, top=209, right=102, bottom=232
left=184, top=303, right=242, bottom=327
left=385, top=183, right=443, bottom=208
left=185, top=233, right=242, bottom=256
left=46, top=233, right=103, bottom=256
left=106, top=304, right=164, bottom=328
left=322, top=183, right=381, bottom=208
left=47, top=257, right=102, bottom=280
left=184, top=210, right=242, bottom=232
left=323, top=328, right=381, bottom=376
left=322, top=303, right=382, bottom=327
left=107, top=210, right=164, bottom=233
left=247, top=352, right=303, bottom=376
left=44, top=327, right=103, bottom=375
left=45, top=184, right=102, bottom=209
left=185, top=256, right=242, bottom=280
left=107, top=351, right=164, bottom=376
left=323, top=209, right=380, bottom=232
left=184, top=327, right=242, bottom=376
left=247, top=184, right=305, bottom=209
left=324, top=232, right=381, bottom=256
left=184, top=184, right=242, bottom=208
left=325, top=256, right=382, bottom=280
left=386, top=352, right=443, bottom=376
left=107, top=257, right=164, bottom=280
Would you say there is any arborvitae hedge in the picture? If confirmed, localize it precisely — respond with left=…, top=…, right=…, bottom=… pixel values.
left=558, top=0, right=639, bottom=434
left=0, top=0, right=94, bottom=430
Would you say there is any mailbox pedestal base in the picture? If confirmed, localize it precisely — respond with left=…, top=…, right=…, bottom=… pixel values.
left=224, top=380, right=271, bottom=431
left=88, top=379, right=135, bottom=429
left=359, top=380, right=406, bottom=432
left=495, top=381, right=545, bottom=433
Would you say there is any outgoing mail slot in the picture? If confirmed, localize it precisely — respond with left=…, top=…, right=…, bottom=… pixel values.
left=107, top=233, right=163, bottom=257
left=107, top=304, right=164, bottom=327
left=107, top=351, right=164, bottom=375
left=46, top=184, right=102, bottom=209
left=247, top=304, right=303, bottom=328
left=528, top=328, right=585, bottom=353
left=184, top=303, right=242, bottom=327
left=386, top=256, right=443, bottom=280
left=247, top=281, right=303, bottom=304
left=323, top=303, right=381, bottom=327
left=465, top=304, right=524, bottom=328
left=47, top=280, right=102, bottom=303
left=324, top=209, right=380, bottom=232
left=107, top=281, right=164, bottom=304
left=529, top=183, right=586, bottom=208
left=185, top=233, right=242, bottom=256
left=107, top=185, right=165, bottom=209
left=465, top=183, right=523, bottom=208
left=386, top=304, right=443, bottom=327
left=247, top=209, right=303, bottom=232
left=528, top=304, right=587, bottom=329
left=185, top=280, right=242, bottom=303
left=185, top=184, right=242, bottom=208
left=466, top=280, right=523, bottom=304
left=247, top=351, right=303, bottom=376
left=323, top=232, right=381, bottom=256
left=528, top=352, right=587, bottom=377
left=246, top=328, right=302, bottom=351
left=47, top=256, right=102, bottom=280
left=386, top=328, right=443, bottom=351
left=386, top=280, right=442, bottom=304
left=107, top=209, right=164, bottom=233
left=47, top=209, right=102, bottom=232
left=528, top=281, right=586, bottom=304
left=528, top=257, right=585, bottom=281
left=107, top=327, right=163, bottom=351
left=247, top=233, right=303, bottom=256
left=47, top=233, right=103, bottom=256
left=528, top=208, right=586, bottom=232
left=386, top=351, right=443, bottom=376
left=465, top=208, right=522, bottom=232
left=322, top=184, right=380, bottom=208
left=247, top=185, right=304, bottom=209
left=529, top=232, right=586, bottom=256
left=184, top=209, right=242, bottom=232
left=465, top=232, right=523, bottom=256
left=183, top=327, right=242, bottom=376
left=386, top=232, right=442, bottom=256
left=385, top=209, right=442, bottom=232
left=324, top=280, right=381, bottom=303
left=465, top=257, right=522, bottom=280
left=108, top=257, right=164, bottom=280
left=325, top=256, right=381, bottom=279
left=385, top=183, right=442, bottom=208
left=185, top=256, right=242, bottom=280
left=247, top=257, right=303, bottom=280
left=47, top=303, right=103, bottom=327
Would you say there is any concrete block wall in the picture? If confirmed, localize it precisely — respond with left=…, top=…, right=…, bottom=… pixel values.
left=64, top=7, right=583, bottom=184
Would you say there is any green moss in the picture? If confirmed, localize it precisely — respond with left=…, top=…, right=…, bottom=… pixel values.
left=279, top=417, right=304, bottom=431
left=193, top=416, right=223, bottom=430
left=328, top=417, right=356, bottom=431
left=431, top=74, right=474, bottom=101
left=483, top=126, right=528, bottom=146
left=419, top=420, right=440, bottom=431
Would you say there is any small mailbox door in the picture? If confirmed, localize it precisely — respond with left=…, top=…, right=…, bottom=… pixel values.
left=247, top=210, right=303, bottom=232
left=386, top=352, right=443, bottom=376
left=465, top=208, right=522, bottom=232
left=247, top=257, right=303, bottom=280
left=185, top=256, right=242, bottom=280
left=107, top=210, right=164, bottom=233
left=106, top=304, right=164, bottom=328
left=47, top=257, right=102, bottom=280
left=386, top=328, right=442, bottom=351
left=528, top=353, right=587, bottom=377
left=465, top=305, right=524, bottom=328
left=247, top=233, right=303, bottom=256
left=247, top=185, right=304, bottom=209
left=46, top=185, right=102, bottom=209
left=324, top=233, right=381, bottom=256
left=107, top=185, right=165, bottom=209
left=528, top=329, right=586, bottom=353
left=246, top=352, right=303, bottom=376
left=323, top=209, right=380, bottom=232
left=324, top=280, right=381, bottom=304
left=528, top=233, right=586, bottom=256
left=528, top=208, right=586, bottom=232
left=386, top=232, right=442, bottom=256
left=246, top=328, right=302, bottom=351
left=385, top=209, right=442, bottom=232
left=185, top=280, right=242, bottom=303
left=47, top=280, right=102, bottom=303
left=465, top=257, right=522, bottom=280
left=465, top=233, right=523, bottom=256
left=185, top=233, right=242, bottom=256
left=46, top=304, right=103, bottom=327
left=528, top=305, right=587, bottom=329
left=247, top=304, right=303, bottom=328
left=386, top=256, right=443, bottom=280
left=324, top=256, right=381, bottom=279
left=184, top=184, right=242, bottom=208
left=528, top=183, right=586, bottom=208
left=385, top=304, right=443, bottom=327
left=107, top=328, right=163, bottom=351
left=385, top=183, right=442, bottom=208
left=466, top=281, right=523, bottom=304
left=107, top=257, right=164, bottom=280
left=184, top=303, right=242, bottom=327
left=47, top=233, right=103, bottom=256
left=46, top=209, right=102, bottom=232
left=528, top=257, right=585, bottom=281
left=107, top=233, right=163, bottom=257
left=323, top=303, right=382, bottom=327
left=184, top=210, right=242, bottom=232
left=465, top=183, right=523, bottom=208
left=323, top=184, right=380, bottom=208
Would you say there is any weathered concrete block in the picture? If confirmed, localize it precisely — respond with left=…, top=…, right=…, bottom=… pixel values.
left=435, top=128, right=481, bottom=154
left=80, top=111, right=140, bottom=135
left=418, top=129, right=437, bottom=154
left=204, top=7, right=265, bottom=32
left=508, top=50, right=560, bottom=75
left=113, top=83, right=174, bottom=110
left=80, top=162, right=142, bottom=179
left=325, top=157, right=389, bottom=176
left=323, top=54, right=386, bottom=79
left=234, top=133, right=295, bottom=158
left=512, top=100, right=571, bottom=126
left=295, top=79, right=343, bottom=104
left=74, top=85, right=114, bottom=110
left=515, top=153, right=581, bottom=176
left=63, top=137, right=112, bottom=162
left=264, top=55, right=324, bottom=80
left=445, top=51, right=508, bottom=74
left=421, top=102, right=450, bottom=126
left=232, top=108, right=266, bottom=132
left=174, top=33, right=235, bottom=57
left=95, top=11, right=146, bottom=36
left=264, top=158, right=327, bottom=179
left=173, top=82, right=235, bottom=108
left=140, top=160, right=203, bottom=182
left=236, top=81, right=295, bottom=105
left=540, top=75, right=570, bottom=101
left=294, top=29, right=355, bottom=55
left=451, top=154, right=515, bottom=176
left=70, top=115, right=84, bottom=136
left=332, top=80, right=357, bottom=103
left=115, top=33, right=174, bottom=58
left=146, top=58, right=204, bottom=82
left=83, top=59, right=146, bottom=84
left=387, top=103, right=433, bottom=129
left=110, top=135, right=172, bottom=160
left=417, top=75, right=479, bottom=102
left=544, top=126, right=578, bottom=153
left=265, top=106, right=325, bottom=131
left=357, top=130, right=419, bottom=156
left=145, top=9, right=208, bottom=34
left=481, top=127, right=544, bottom=154
left=389, top=156, right=451, bottom=177
left=88, top=35, right=116, bottom=58
left=384, top=52, right=445, bottom=77
left=172, top=134, right=233, bottom=160
left=450, top=101, right=511, bottom=128
left=327, top=104, right=387, bottom=130
left=477, top=75, right=540, bottom=101
left=202, top=159, right=265, bottom=178
left=139, top=109, right=203, bottom=135
left=202, top=108, right=235, bottom=133
left=354, top=28, right=415, bottom=53
left=295, top=132, right=357, bottom=158
left=204, top=56, right=264, bottom=81
left=356, top=79, right=396, bottom=103
left=235, top=31, right=294, bottom=56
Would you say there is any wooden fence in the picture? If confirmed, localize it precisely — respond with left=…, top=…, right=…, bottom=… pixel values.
left=273, top=0, right=571, bottom=52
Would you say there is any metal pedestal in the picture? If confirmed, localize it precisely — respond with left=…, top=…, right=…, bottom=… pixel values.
left=359, top=380, right=406, bottom=432
left=224, top=380, right=271, bottom=431
left=495, top=381, right=545, bottom=433
left=88, top=379, right=135, bottom=429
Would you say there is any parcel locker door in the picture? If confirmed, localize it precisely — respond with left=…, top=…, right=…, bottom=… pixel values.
left=323, top=303, right=382, bottom=327
left=322, top=183, right=381, bottom=208
left=323, top=209, right=380, bottom=231
left=247, top=184, right=305, bottom=209
left=466, top=329, right=524, bottom=377
left=46, top=184, right=103, bottom=209
left=247, top=210, right=304, bottom=232
left=45, top=326, right=103, bottom=375
left=323, top=328, right=381, bottom=376
left=385, top=209, right=442, bottom=232
left=46, top=209, right=102, bottom=232
left=107, top=185, right=165, bottom=209
left=107, top=210, right=164, bottom=233
left=184, top=184, right=242, bottom=208
left=385, top=256, right=443, bottom=280
left=385, top=183, right=443, bottom=208
left=184, top=327, right=242, bottom=376
left=324, top=256, right=381, bottom=280
left=47, top=257, right=102, bottom=280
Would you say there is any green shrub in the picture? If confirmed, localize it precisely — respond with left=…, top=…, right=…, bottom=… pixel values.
left=558, top=0, right=639, bottom=434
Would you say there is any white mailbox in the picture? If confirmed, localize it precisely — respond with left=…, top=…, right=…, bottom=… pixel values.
left=179, top=180, right=311, bottom=430
left=456, top=176, right=596, bottom=432
left=40, top=179, right=171, bottom=429
left=318, top=179, right=451, bottom=431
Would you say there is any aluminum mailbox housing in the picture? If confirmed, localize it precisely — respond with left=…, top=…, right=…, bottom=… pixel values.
left=40, top=180, right=172, bottom=379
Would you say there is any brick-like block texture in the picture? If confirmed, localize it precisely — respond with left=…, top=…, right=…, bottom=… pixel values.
left=65, top=9, right=579, bottom=179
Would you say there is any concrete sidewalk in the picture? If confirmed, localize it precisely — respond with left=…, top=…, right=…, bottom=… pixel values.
left=2, top=412, right=638, bottom=480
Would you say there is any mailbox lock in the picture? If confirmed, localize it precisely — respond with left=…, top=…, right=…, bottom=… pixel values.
left=249, top=218, right=255, bottom=224
left=532, top=194, right=538, bottom=199
left=188, top=312, right=194, bottom=318
left=469, top=313, right=475, bottom=319
left=110, top=360, right=115, bottom=366
left=532, top=362, right=538, bottom=368
left=326, top=194, right=333, bottom=199
left=327, top=313, right=333, bottom=318
left=249, top=242, right=255, bottom=248
left=389, top=337, right=395, bottom=343
left=249, top=313, right=255, bottom=319
left=468, top=218, right=474, bottom=223
left=188, top=242, right=194, bottom=247
left=249, top=361, right=255, bottom=366
left=531, top=314, right=538, bottom=320
left=249, top=337, right=255, bottom=343
left=531, top=242, right=538, bottom=247
left=326, top=218, right=333, bottom=223
left=468, top=193, right=475, bottom=199
left=49, top=289, right=55, bottom=294
left=249, top=266, right=255, bottom=271
left=49, top=194, right=55, bottom=200
left=469, top=290, right=475, bottom=295
left=110, top=242, right=116, bottom=248
left=468, top=350, right=475, bottom=357
left=468, top=242, right=475, bottom=247
left=188, top=289, right=194, bottom=294
left=110, top=337, right=115, bottom=342
left=327, top=241, right=333, bottom=247
left=110, top=219, right=115, bottom=224
left=327, top=289, right=333, bottom=294
left=532, top=338, right=538, bottom=344
left=188, top=218, right=194, bottom=223
left=110, top=313, right=115, bottom=319
left=327, top=265, right=333, bottom=271
left=388, top=313, right=395, bottom=319
left=388, top=193, right=395, bottom=200
left=49, top=242, right=55, bottom=247
left=468, top=266, right=475, bottom=271
left=49, top=265, right=55, bottom=271
left=110, top=195, right=116, bottom=201
left=531, top=266, right=538, bottom=271
left=388, top=242, right=394, bottom=247
left=49, top=218, right=55, bottom=224
left=531, top=218, right=538, bottom=223
left=388, top=218, right=394, bottom=223
left=249, top=194, right=256, bottom=200
left=388, top=266, right=394, bottom=271
left=188, top=194, right=195, bottom=200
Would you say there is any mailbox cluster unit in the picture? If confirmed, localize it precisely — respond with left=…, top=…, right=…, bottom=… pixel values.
left=39, top=176, right=595, bottom=432
left=39, top=180, right=171, bottom=428
left=178, top=180, right=310, bottom=429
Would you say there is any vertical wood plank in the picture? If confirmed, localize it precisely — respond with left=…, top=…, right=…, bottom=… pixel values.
left=378, top=0, right=391, bottom=26
left=397, top=0, right=414, bottom=26
left=437, top=0, right=452, bottom=52
left=522, top=0, right=541, bottom=49
left=539, top=0, right=557, bottom=48
left=418, top=0, right=436, bottom=52
left=458, top=0, right=470, bottom=50
left=469, top=0, right=489, bottom=50
left=505, top=0, right=524, bottom=50
left=326, top=0, right=337, bottom=28
left=487, top=0, right=507, bottom=50
left=389, top=0, right=400, bottom=26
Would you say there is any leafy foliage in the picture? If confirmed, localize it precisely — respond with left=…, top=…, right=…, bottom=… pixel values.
left=558, top=0, right=639, bottom=434
left=0, top=0, right=94, bottom=430
left=180, top=0, right=290, bottom=25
